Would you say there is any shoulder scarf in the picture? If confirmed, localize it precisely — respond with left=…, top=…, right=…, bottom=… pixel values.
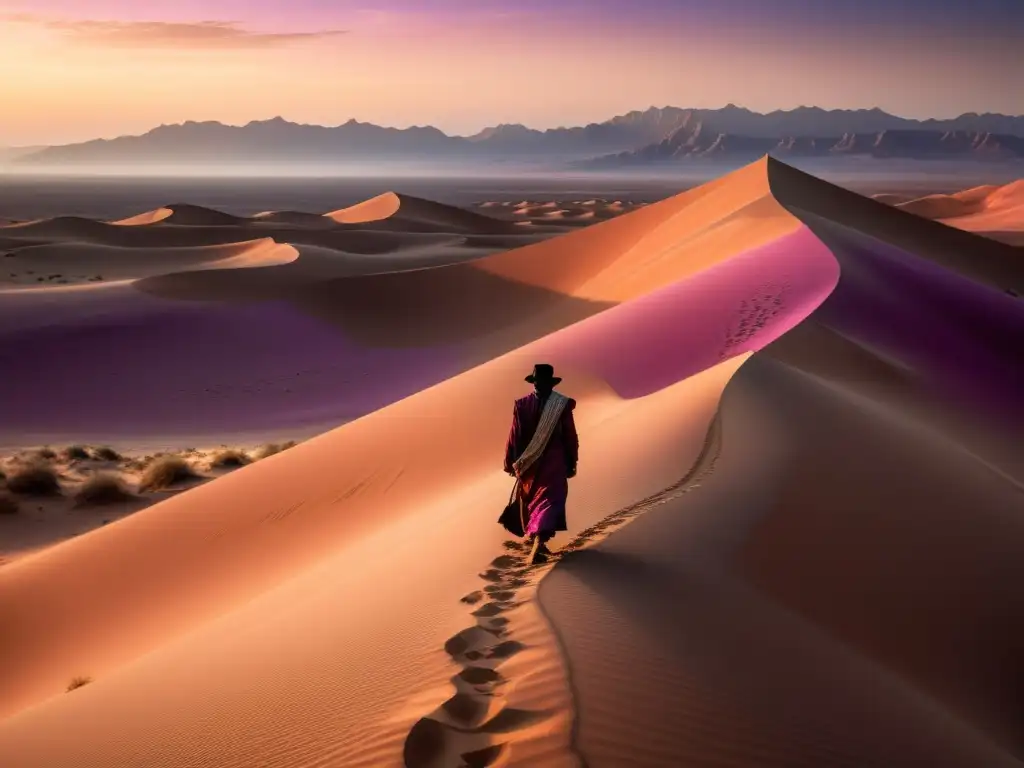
left=512, top=391, right=569, bottom=477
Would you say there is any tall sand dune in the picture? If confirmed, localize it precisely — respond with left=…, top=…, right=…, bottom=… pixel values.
left=535, top=159, right=1024, bottom=767
left=0, top=164, right=803, bottom=446
left=2, top=157, right=1022, bottom=767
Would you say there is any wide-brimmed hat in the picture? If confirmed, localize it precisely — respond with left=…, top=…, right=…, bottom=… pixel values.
left=525, top=363, right=561, bottom=385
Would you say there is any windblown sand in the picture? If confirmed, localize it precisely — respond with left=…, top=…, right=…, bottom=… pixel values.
left=1, top=159, right=1022, bottom=768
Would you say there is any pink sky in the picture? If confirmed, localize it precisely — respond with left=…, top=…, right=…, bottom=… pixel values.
left=0, top=0, right=1020, bottom=146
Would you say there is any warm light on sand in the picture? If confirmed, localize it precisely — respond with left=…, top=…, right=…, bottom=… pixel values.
left=1, top=157, right=1023, bottom=766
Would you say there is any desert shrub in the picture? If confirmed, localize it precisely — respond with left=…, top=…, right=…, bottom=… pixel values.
left=6, top=463, right=61, bottom=496
left=209, top=449, right=250, bottom=469
left=0, top=494, right=18, bottom=515
left=66, top=676, right=92, bottom=692
left=138, top=456, right=197, bottom=492
left=91, top=446, right=122, bottom=462
left=35, top=447, right=57, bottom=460
left=63, top=445, right=90, bottom=461
left=254, top=443, right=281, bottom=460
left=254, top=440, right=298, bottom=460
left=75, top=474, right=133, bottom=507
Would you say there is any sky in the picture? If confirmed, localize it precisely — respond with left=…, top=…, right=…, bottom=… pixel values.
left=1, top=0, right=1021, bottom=146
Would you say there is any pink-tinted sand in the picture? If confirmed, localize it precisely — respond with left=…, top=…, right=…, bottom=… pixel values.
left=545, top=226, right=840, bottom=397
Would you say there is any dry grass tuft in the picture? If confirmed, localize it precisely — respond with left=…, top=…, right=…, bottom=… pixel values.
left=254, top=443, right=282, bottom=460
left=6, top=463, right=61, bottom=496
left=75, top=474, right=133, bottom=507
left=138, top=456, right=198, bottom=492
left=91, top=446, right=122, bottom=462
left=254, top=440, right=297, bottom=460
left=66, top=676, right=92, bottom=692
left=63, top=445, right=90, bottom=461
left=0, top=494, right=18, bottom=515
left=210, top=449, right=250, bottom=469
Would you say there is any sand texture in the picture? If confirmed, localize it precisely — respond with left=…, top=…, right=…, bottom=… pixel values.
left=1, top=157, right=1022, bottom=767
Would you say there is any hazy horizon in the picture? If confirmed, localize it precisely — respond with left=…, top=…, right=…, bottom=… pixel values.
left=2, top=157, right=1020, bottom=223
left=7, top=103, right=1024, bottom=151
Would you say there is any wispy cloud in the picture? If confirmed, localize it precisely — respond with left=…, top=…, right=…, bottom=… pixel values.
left=3, top=14, right=346, bottom=49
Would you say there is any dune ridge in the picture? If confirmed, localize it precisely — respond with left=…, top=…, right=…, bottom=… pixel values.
left=2, top=157, right=1022, bottom=767
left=534, top=157, right=1024, bottom=767
left=0, top=161, right=801, bottom=448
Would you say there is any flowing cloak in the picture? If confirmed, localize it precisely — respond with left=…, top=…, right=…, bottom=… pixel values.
left=503, top=392, right=579, bottom=536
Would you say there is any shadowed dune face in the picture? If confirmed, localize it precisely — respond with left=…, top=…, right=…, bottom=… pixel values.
left=2, top=157, right=1024, bottom=767
left=794, top=219, right=1024, bottom=422
left=767, top=158, right=1024, bottom=293
left=535, top=161, right=1024, bottom=767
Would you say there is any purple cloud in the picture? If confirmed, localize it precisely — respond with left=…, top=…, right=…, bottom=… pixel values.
left=4, top=14, right=346, bottom=48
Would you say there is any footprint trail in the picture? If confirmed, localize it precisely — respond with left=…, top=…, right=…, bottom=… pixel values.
left=403, top=411, right=723, bottom=767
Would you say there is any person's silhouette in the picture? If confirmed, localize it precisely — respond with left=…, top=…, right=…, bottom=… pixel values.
left=503, top=364, right=578, bottom=564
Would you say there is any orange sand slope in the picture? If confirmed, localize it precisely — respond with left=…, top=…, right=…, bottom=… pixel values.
left=882, top=179, right=1024, bottom=246
left=2, top=158, right=1023, bottom=767
left=0, top=161, right=799, bottom=451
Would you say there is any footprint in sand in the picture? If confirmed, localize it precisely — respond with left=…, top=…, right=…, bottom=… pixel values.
left=402, top=541, right=554, bottom=768
left=404, top=413, right=725, bottom=767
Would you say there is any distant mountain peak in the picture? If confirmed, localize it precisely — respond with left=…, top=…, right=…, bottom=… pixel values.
left=10, top=105, right=1024, bottom=169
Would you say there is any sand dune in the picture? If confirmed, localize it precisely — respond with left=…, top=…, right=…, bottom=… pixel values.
left=0, top=166, right=799, bottom=447
left=0, top=194, right=552, bottom=445
left=109, top=207, right=175, bottom=226
left=325, top=191, right=519, bottom=234
left=539, top=163, right=1024, bottom=766
left=479, top=198, right=645, bottom=229
left=2, top=157, right=1022, bottom=767
left=876, top=179, right=1024, bottom=246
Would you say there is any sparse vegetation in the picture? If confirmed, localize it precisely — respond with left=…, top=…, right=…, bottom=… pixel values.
left=6, top=463, right=61, bottom=496
left=63, top=445, right=90, bottom=461
left=254, top=443, right=282, bottom=460
left=138, top=456, right=198, bottom=492
left=66, top=676, right=92, bottom=692
left=91, top=446, right=122, bottom=462
left=75, top=474, right=133, bottom=507
left=35, top=447, right=57, bottom=460
left=254, top=440, right=297, bottom=460
left=0, top=494, right=18, bottom=515
left=209, top=449, right=250, bottom=469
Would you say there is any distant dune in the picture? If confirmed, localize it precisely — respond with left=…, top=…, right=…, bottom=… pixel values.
left=324, top=191, right=520, bottom=234
left=874, top=179, right=1024, bottom=245
left=1, top=157, right=1022, bottom=768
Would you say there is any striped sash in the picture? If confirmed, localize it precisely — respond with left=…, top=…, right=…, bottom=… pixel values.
left=512, top=391, right=569, bottom=477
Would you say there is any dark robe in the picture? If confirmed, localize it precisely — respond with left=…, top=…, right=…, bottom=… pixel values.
left=503, top=392, right=579, bottom=536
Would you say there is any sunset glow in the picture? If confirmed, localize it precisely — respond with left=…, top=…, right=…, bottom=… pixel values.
left=1, top=0, right=1022, bottom=146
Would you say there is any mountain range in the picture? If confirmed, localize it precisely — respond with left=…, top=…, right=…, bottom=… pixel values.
left=8, top=105, right=1024, bottom=170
